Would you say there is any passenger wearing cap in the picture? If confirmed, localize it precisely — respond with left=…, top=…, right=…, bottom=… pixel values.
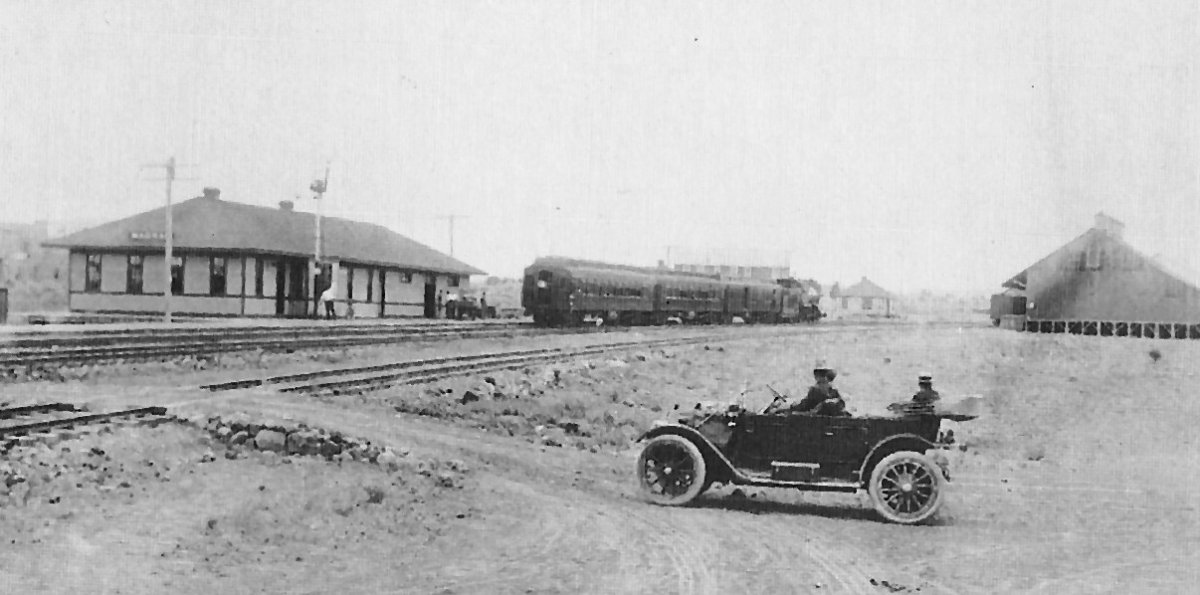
left=890, top=373, right=941, bottom=415
left=912, top=374, right=940, bottom=406
left=766, top=361, right=849, bottom=416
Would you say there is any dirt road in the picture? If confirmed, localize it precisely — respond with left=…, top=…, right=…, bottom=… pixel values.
left=4, top=325, right=1200, bottom=593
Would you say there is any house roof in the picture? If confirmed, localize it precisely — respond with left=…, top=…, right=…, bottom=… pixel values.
left=43, top=192, right=484, bottom=276
left=840, top=276, right=892, bottom=299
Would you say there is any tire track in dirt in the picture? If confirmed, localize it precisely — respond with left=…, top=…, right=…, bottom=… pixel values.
left=160, top=393, right=968, bottom=593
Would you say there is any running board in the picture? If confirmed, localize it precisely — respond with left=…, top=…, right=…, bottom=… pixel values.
left=726, top=471, right=860, bottom=493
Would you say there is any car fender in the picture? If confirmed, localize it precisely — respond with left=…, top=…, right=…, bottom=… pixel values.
left=858, top=433, right=939, bottom=486
left=637, top=424, right=737, bottom=481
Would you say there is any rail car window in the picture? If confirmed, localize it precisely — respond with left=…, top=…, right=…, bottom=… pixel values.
left=84, top=253, right=102, bottom=293
left=127, top=254, right=144, bottom=294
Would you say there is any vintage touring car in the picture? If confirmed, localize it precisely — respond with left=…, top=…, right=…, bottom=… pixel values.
left=635, top=395, right=978, bottom=524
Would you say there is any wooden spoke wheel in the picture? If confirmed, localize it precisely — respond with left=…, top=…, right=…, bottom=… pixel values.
left=637, top=435, right=707, bottom=506
left=868, top=451, right=944, bottom=524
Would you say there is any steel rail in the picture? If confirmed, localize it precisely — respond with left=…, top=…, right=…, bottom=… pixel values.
left=0, top=406, right=169, bottom=439
left=0, top=321, right=529, bottom=350
left=0, top=326, right=558, bottom=368
left=265, top=335, right=724, bottom=396
left=0, top=322, right=529, bottom=352
left=0, top=403, right=79, bottom=419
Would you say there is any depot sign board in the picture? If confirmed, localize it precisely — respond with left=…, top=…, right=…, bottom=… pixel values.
left=128, top=231, right=175, bottom=242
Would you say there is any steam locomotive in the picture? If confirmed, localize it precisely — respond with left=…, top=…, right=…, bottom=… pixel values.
left=522, top=256, right=822, bottom=327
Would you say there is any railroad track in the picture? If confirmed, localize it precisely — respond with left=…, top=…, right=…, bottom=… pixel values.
left=0, top=403, right=170, bottom=447
left=0, top=321, right=550, bottom=369
left=203, top=330, right=782, bottom=397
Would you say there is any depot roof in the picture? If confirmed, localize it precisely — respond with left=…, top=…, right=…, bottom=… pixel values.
left=44, top=190, right=485, bottom=276
left=839, top=276, right=892, bottom=299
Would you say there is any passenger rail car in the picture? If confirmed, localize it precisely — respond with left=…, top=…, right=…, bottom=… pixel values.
left=522, top=257, right=822, bottom=327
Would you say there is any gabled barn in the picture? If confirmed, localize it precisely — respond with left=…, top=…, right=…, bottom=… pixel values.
left=997, top=213, right=1200, bottom=338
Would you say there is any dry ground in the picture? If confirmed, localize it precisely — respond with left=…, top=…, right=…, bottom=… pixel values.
left=2, top=322, right=1199, bottom=593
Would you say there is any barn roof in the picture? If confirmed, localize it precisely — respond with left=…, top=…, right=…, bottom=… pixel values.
left=840, top=276, right=892, bottom=299
left=43, top=191, right=484, bottom=276
left=1001, top=221, right=1200, bottom=293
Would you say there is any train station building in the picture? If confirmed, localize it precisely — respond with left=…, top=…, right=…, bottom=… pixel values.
left=43, top=188, right=484, bottom=318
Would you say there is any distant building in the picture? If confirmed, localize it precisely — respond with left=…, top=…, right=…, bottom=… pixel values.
left=997, top=212, right=1200, bottom=338
left=44, top=188, right=484, bottom=318
left=0, top=220, right=65, bottom=285
left=829, top=276, right=895, bottom=318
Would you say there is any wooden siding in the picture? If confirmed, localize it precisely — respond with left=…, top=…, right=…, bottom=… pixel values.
left=1025, top=230, right=1200, bottom=323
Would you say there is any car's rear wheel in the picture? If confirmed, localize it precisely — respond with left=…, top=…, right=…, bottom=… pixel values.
left=637, top=435, right=707, bottom=506
left=868, top=451, right=943, bottom=524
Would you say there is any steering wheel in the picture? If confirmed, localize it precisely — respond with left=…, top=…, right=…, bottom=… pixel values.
left=761, top=385, right=787, bottom=414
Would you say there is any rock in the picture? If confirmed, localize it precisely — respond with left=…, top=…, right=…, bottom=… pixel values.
left=460, top=390, right=482, bottom=404
left=286, top=431, right=320, bottom=456
left=483, top=376, right=497, bottom=386
left=376, top=450, right=401, bottom=471
left=254, top=430, right=287, bottom=453
left=200, top=449, right=216, bottom=463
left=215, top=426, right=232, bottom=440
left=229, top=431, right=250, bottom=446
left=435, top=471, right=458, bottom=488
left=319, top=441, right=342, bottom=460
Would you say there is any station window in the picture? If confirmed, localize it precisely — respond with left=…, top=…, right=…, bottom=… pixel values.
left=400, top=271, right=413, bottom=283
left=448, top=275, right=460, bottom=288
left=85, top=253, right=102, bottom=293
left=210, top=257, right=227, bottom=296
left=366, top=270, right=374, bottom=302
left=346, top=268, right=355, bottom=300
left=254, top=259, right=265, bottom=297
left=127, top=254, right=144, bottom=294
left=863, top=298, right=874, bottom=310
left=171, top=256, right=184, bottom=295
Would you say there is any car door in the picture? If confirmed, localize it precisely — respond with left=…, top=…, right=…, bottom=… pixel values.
left=729, top=414, right=828, bottom=471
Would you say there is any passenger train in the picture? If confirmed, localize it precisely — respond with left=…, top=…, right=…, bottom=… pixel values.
left=521, top=256, right=822, bottom=327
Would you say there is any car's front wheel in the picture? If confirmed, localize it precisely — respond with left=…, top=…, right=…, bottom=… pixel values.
left=637, top=435, right=707, bottom=506
left=867, top=451, right=944, bottom=524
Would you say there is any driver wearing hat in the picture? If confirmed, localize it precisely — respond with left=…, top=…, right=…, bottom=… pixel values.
left=766, top=359, right=849, bottom=416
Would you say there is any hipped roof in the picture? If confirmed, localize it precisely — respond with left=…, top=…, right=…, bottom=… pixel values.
left=44, top=194, right=484, bottom=276
left=840, top=276, right=892, bottom=298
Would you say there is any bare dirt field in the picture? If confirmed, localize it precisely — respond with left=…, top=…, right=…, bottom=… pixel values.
left=3, top=322, right=1199, bottom=593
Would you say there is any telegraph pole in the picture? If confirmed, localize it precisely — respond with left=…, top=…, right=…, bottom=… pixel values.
left=310, top=164, right=330, bottom=317
left=142, top=156, right=193, bottom=324
left=433, top=214, right=469, bottom=257
left=164, top=157, right=175, bottom=323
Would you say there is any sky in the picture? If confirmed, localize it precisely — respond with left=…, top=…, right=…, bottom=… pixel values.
left=2, top=1, right=1199, bottom=293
